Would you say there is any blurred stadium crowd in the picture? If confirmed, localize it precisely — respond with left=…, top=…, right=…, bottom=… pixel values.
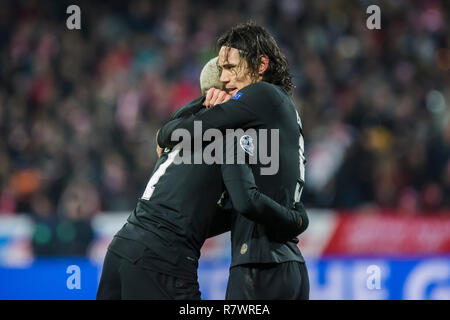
left=0, top=0, right=448, bottom=254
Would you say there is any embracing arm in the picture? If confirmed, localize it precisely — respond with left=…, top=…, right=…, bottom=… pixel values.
left=221, top=163, right=308, bottom=242
left=157, top=82, right=275, bottom=149
left=157, top=99, right=260, bottom=149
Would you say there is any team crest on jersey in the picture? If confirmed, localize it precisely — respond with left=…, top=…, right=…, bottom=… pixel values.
left=239, top=135, right=254, bottom=156
left=240, top=243, right=248, bottom=254
left=231, top=92, right=243, bottom=100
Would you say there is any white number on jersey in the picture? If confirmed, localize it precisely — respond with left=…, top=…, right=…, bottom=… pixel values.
left=295, top=110, right=306, bottom=202
left=141, top=144, right=181, bottom=201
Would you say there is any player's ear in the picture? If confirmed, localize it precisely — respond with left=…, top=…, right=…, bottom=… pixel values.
left=259, top=54, right=269, bottom=75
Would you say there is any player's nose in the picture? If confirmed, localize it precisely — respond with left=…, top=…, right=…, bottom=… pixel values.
left=220, top=69, right=230, bottom=83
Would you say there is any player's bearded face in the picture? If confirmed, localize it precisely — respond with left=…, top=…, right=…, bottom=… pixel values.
left=218, top=46, right=259, bottom=97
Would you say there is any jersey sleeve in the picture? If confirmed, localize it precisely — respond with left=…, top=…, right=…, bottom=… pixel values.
left=157, top=82, right=277, bottom=149
left=220, top=136, right=309, bottom=242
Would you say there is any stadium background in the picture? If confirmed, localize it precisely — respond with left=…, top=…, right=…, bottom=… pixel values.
left=0, top=0, right=449, bottom=299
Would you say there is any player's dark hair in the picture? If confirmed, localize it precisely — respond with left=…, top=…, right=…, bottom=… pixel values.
left=217, top=21, right=293, bottom=94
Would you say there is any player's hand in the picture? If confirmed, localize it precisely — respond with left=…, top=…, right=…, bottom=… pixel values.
left=293, top=202, right=309, bottom=232
left=204, top=88, right=232, bottom=108
left=156, top=144, right=163, bottom=157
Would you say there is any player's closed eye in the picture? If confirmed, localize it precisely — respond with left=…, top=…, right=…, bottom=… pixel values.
left=222, top=64, right=236, bottom=70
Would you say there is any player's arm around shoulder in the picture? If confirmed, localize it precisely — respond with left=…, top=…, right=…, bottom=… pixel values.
left=221, top=161, right=309, bottom=242
left=220, top=136, right=309, bottom=242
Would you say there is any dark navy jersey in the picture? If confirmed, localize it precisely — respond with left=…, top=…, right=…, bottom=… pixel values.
left=112, top=98, right=229, bottom=280
left=158, top=81, right=307, bottom=267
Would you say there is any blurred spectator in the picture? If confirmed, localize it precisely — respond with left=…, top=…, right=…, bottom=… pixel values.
left=31, top=179, right=96, bottom=256
left=0, top=0, right=448, bottom=224
left=55, top=180, right=97, bottom=255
